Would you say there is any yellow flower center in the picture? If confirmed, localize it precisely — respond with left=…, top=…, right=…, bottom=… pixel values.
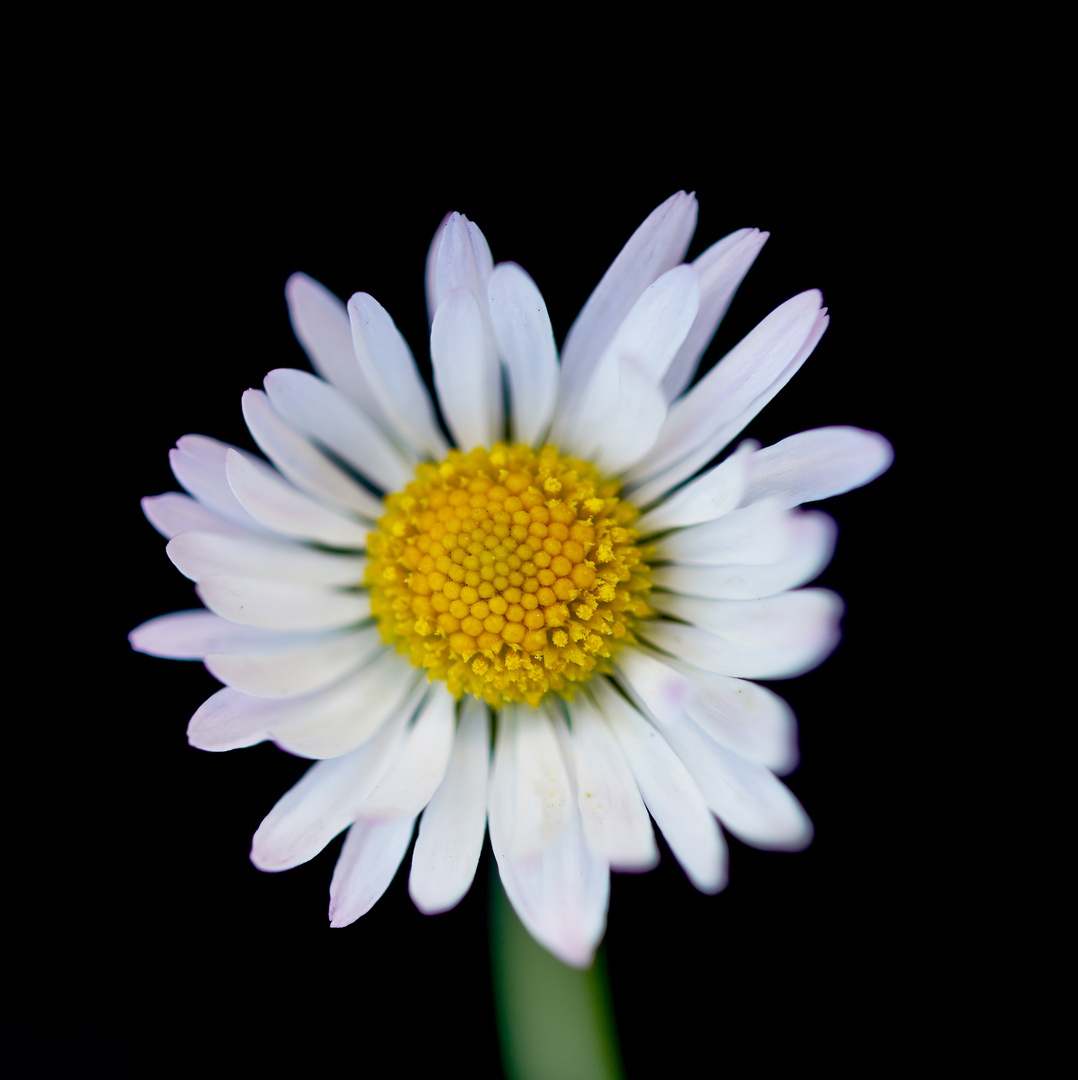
left=366, top=443, right=652, bottom=708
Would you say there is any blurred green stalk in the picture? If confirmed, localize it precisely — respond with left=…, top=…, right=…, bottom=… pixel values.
left=490, top=864, right=625, bottom=1080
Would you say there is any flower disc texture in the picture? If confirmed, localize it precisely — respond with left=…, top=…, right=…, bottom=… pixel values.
left=131, top=193, right=892, bottom=967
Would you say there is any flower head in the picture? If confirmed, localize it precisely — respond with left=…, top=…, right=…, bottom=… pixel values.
left=131, top=193, right=892, bottom=968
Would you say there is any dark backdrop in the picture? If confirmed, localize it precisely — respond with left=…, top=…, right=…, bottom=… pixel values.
left=16, top=114, right=919, bottom=1078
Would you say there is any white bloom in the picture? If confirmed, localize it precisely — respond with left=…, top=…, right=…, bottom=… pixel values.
left=131, top=193, right=892, bottom=968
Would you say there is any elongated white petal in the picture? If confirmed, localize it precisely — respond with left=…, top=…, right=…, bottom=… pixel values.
left=614, top=651, right=811, bottom=849
left=508, top=704, right=574, bottom=861
left=348, top=292, right=449, bottom=459
left=285, top=272, right=393, bottom=430
left=431, top=287, right=502, bottom=450
left=489, top=706, right=609, bottom=969
left=740, top=426, right=894, bottom=508
left=328, top=816, right=417, bottom=928
left=487, top=708, right=515, bottom=856
left=250, top=706, right=412, bottom=871
left=636, top=440, right=756, bottom=533
left=186, top=685, right=273, bottom=751
left=204, top=626, right=383, bottom=698
left=359, top=688, right=456, bottom=818
left=570, top=693, right=658, bottom=870
left=625, top=291, right=829, bottom=505
left=653, top=497, right=793, bottom=566
left=488, top=262, right=559, bottom=446
left=620, top=649, right=799, bottom=775
left=130, top=610, right=318, bottom=660
left=596, top=264, right=701, bottom=384
left=169, top=436, right=271, bottom=534
left=656, top=715, right=810, bottom=850
left=167, top=530, right=365, bottom=586
left=592, top=677, right=725, bottom=893
left=579, top=354, right=669, bottom=476
left=651, top=588, right=842, bottom=648
left=661, top=228, right=770, bottom=402
left=425, top=212, right=453, bottom=324
left=683, top=667, right=799, bottom=776
left=429, top=211, right=495, bottom=316
left=651, top=511, right=837, bottom=599
left=558, top=191, right=698, bottom=405
left=670, top=722, right=811, bottom=850
left=196, top=574, right=369, bottom=631
left=141, top=493, right=252, bottom=540
left=644, top=589, right=844, bottom=680
left=553, top=265, right=699, bottom=456
left=241, top=389, right=384, bottom=518
left=264, top=368, right=416, bottom=492
left=225, top=449, right=370, bottom=548
left=188, top=654, right=417, bottom=756
left=409, top=696, right=490, bottom=915
left=268, top=657, right=424, bottom=760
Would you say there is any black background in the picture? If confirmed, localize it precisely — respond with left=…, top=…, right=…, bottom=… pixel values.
left=16, top=102, right=925, bottom=1077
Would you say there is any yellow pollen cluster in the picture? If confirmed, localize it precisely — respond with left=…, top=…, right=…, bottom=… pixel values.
left=366, top=443, right=652, bottom=708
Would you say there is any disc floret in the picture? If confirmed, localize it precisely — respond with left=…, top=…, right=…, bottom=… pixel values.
left=366, top=443, right=652, bottom=708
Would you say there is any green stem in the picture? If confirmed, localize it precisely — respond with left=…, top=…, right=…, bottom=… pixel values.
left=489, top=862, right=625, bottom=1080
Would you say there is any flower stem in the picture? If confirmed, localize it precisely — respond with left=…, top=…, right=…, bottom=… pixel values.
left=489, top=862, right=625, bottom=1080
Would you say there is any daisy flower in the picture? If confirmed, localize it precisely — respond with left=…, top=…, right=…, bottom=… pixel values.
left=131, top=193, right=892, bottom=968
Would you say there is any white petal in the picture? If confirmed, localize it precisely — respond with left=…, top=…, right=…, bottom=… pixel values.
left=635, top=439, right=756, bottom=533
left=553, top=265, right=699, bottom=458
left=249, top=701, right=413, bottom=870
left=570, top=693, right=659, bottom=871
left=651, top=511, right=837, bottom=599
left=661, top=227, right=770, bottom=402
left=188, top=656, right=418, bottom=755
left=591, top=676, right=725, bottom=893
left=430, top=287, right=502, bottom=450
left=429, top=211, right=495, bottom=316
left=487, top=706, right=515, bottom=862
left=196, top=574, right=369, bottom=631
left=613, top=651, right=811, bottom=850
left=508, top=703, right=574, bottom=861
left=204, top=626, right=383, bottom=698
left=643, top=589, right=844, bottom=680
left=241, top=389, right=384, bottom=518
left=267, top=656, right=425, bottom=760
left=185, top=685, right=273, bottom=751
left=625, top=291, right=829, bottom=505
left=424, top=212, right=453, bottom=324
left=496, top=822, right=610, bottom=971
left=141, top=492, right=252, bottom=540
left=489, top=707, right=609, bottom=969
left=652, top=497, right=794, bottom=566
left=740, top=426, right=894, bottom=508
left=359, top=688, right=457, bottom=818
left=129, top=610, right=318, bottom=660
left=669, top=723, right=812, bottom=851
left=558, top=191, right=698, bottom=406
left=225, top=449, right=370, bottom=548
left=264, top=368, right=416, bottom=492
left=409, top=696, right=490, bottom=915
left=348, top=292, right=449, bottom=459
left=622, top=649, right=800, bottom=775
left=651, top=588, right=843, bottom=648
left=576, top=354, right=669, bottom=476
left=488, top=262, right=559, bottom=446
left=285, top=272, right=393, bottom=430
left=169, top=436, right=272, bottom=534
left=167, top=530, right=365, bottom=586
left=328, top=816, right=417, bottom=928
left=654, top=715, right=810, bottom=851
